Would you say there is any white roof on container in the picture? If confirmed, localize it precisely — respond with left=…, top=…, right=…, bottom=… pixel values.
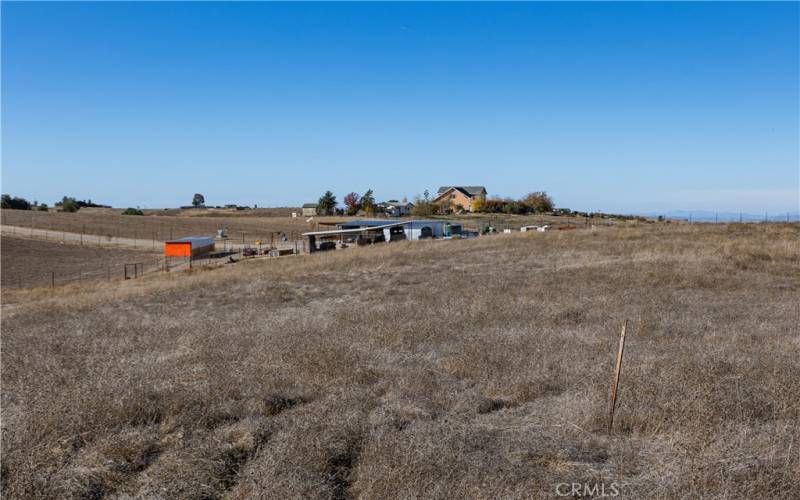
left=167, top=236, right=215, bottom=247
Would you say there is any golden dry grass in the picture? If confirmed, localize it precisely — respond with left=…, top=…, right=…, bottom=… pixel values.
left=1, top=209, right=323, bottom=243
left=1, top=223, right=798, bottom=498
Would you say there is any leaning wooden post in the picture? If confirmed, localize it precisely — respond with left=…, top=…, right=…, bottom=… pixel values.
left=608, top=319, right=629, bottom=433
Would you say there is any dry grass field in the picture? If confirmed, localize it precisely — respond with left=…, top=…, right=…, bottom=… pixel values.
left=1, top=209, right=317, bottom=243
left=1, top=209, right=623, bottom=247
left=1, top=235, right=161, bottom=289
left=1, top=223, right=798, bottom=499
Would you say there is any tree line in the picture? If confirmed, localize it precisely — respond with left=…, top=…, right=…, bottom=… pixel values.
left=316, top=188, right=391, bottom=216
left=312, top=189, right=560, bottom=217
left=409, top=190, right=556, bottom=216
left=1, top=195, right=111, bottom=212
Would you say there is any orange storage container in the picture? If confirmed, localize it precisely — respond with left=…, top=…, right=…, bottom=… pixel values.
left=164, top=237, right=214, bottom=257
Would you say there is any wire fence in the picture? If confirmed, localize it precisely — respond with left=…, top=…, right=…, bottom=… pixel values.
left=1, top=224, right=308, bottom=290
left=2, top=257, right=167, bottom=290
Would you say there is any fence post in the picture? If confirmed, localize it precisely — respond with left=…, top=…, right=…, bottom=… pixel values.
left=107, top=266, right=111, bottom=282
left=608, top=320, right=629, bottom=433
left=51, top=272, right=55, bottom=288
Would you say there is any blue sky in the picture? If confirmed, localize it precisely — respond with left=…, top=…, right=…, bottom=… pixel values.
left=2, top=2, right=798, bottom=212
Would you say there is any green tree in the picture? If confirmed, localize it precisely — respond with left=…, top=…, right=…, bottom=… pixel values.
left=57, top=196, right=80, bottom=213
left=192, top=193, right=205, bottom=207
left=361, top=189, right=376, bottom=215
left=521, top=191, right=554, bottom=213
left=38, top=203, right=49, bottom=211
left=317, top=191, right=337, bottom=216
left=122, top=208, right=144, bottom=216
left=1, top=194, right=31, bottom=210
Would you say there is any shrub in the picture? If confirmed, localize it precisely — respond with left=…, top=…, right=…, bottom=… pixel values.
left=470, top=197, right=488, bottom=213
left=38, top=203, right=49, bottom=211
left=122, top=208, right=144, bottom=216
left=502, top=201, right=525, bottom=215
left=56, top=196, right=80, bottom=213
left=484, top=198, right=507, bottom=213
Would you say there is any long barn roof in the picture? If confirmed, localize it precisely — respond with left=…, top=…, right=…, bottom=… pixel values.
left=302, top=222, right=407, bottom=237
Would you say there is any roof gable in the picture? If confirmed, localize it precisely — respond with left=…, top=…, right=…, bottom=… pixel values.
left=437, top=186, right=486, bottom=196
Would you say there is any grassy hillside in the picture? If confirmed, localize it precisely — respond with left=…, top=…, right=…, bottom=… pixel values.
left=2, top=224, right=798, bottom=498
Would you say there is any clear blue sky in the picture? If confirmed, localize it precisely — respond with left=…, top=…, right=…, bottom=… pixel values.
left=2, top=1, right=798, bottom=213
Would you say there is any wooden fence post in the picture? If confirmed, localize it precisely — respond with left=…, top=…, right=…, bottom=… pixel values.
left=608, top=320, right=629, bottom=433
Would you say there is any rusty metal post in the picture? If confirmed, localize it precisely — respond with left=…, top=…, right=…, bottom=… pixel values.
left=608, top=320, right=629, bottom=433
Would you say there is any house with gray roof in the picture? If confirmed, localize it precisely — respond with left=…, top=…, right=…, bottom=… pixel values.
left=433, top=186, right=487, bottom=212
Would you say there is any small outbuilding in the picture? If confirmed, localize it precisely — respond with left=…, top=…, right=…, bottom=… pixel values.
left=379, top=200, right=414, bottom=217
left=164, top=236, right=215, bottom=257
left=302, top=203, right=318, bottom=216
